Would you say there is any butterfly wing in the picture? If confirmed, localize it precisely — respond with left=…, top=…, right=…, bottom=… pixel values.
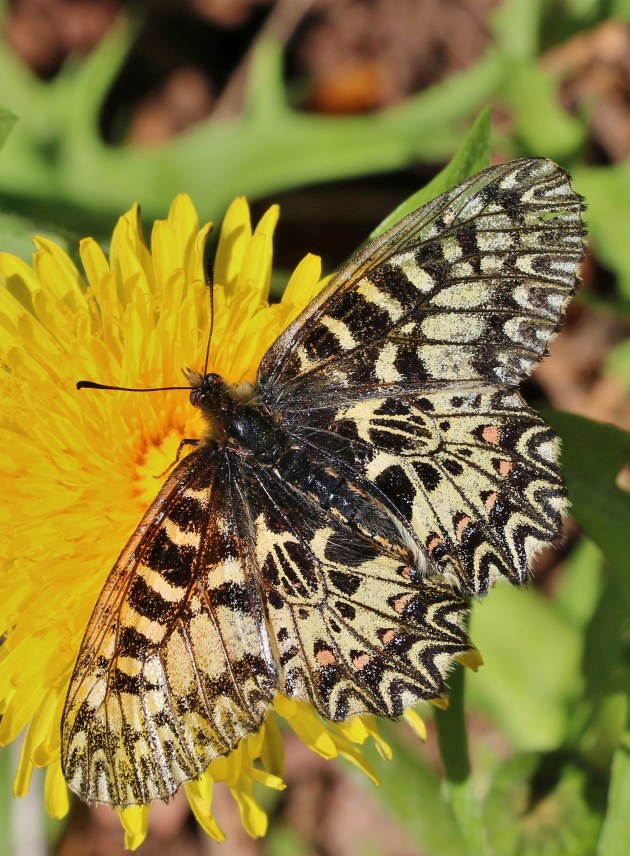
left=258, top=159, right=584, bottom=593
left=281, top=389, right=565, bottom=594
left=238, top=458, right=470, bottom=720
left=61, top=450, right=278, bottom=806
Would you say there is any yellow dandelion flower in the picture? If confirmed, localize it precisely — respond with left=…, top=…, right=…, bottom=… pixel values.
left=0, top=194, right=442, bottom=850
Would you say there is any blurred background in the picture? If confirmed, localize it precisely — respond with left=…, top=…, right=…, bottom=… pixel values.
left=0, top=0, right=629, bottom=854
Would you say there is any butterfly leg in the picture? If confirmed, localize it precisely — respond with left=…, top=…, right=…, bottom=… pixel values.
left=154, top=438, right=202, bottom=478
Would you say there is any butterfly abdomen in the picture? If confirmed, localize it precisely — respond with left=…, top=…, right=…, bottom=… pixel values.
left=276, top=447, right=360, bottom=516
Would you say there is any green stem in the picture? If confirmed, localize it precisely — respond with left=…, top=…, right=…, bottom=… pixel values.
left=435, top=663, right=491, bottom=856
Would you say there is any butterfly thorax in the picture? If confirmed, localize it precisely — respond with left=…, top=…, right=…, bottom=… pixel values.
left=190, top=372, right=287, bottom=462
left=190, top=372, right=379, bottom=526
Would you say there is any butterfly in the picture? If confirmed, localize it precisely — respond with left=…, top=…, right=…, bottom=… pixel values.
left=61, top=158, right=585, bottom=806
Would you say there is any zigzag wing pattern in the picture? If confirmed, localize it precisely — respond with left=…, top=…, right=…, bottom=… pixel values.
left=61, top=451, right=278, bottom=806
left=240, top=461, right=471, bottom=721
left=287, top=388, right=565, bottom=594
left=260, top=158, right=584, bottom=406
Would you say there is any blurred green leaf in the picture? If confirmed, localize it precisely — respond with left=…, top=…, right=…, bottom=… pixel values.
left=470, top=584, right=581, bottom=749
left=554, top=538, right=603, bottom=629
left=368, top=727, right=466, bottom=855
left=541, top=0, right=630, bottom=41
left=0, top=28, right=501, bottom=236
left=266, top=823, right=311, bottom=856
left=492, top=0, right=543, bottom=59
left=491, top=0, right=586, bottom=160
left=605, top=338, right=630, bottom=392
left=613, top=0, right=630, bottom=21
left=597, top=724, right=630, bottom=856
left=573, top=162, right=630, bottom=303
left=582, top=578, right=630, bottom=703
left=543, top=412, right=630, bottom=600
left=435, top=664, right=491, bottom=856
left=484, top=752, right=606, bottom=856
left=500, top=61, right=585, bottom=159
left=0, top=108, right=16, bottom=149
left=370, top=107, right=491, bottom=239
left=0, top=212, right=70, bottom=261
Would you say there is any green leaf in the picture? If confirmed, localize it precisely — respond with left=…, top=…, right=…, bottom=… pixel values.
left=492, top=0, right=543, bottom=59
left=0, top=28, right=501, bottom=235
left=582, top=577, right=630, bottom=704
left=266, top=823, right=311, bottom=856
left=369, top=107, right=491, bottom=240
left=573, top=162, right=630, bottom=304
left=542, top=411, right=630, bottom=601
left=613, top=0, right=630, bottom=22
left=368, top=726, right=466, bottom=855
left=435, top=664, right=491, bottom=856
left=484, top=752, right=606, bottom=856
left=597, top=724, right=630, bottom=856
left=469, top=584, right=582, bottom=749
left=0, top=108, right=16, bottom=149
left=606, top=336, right=630, bottom=392
left=0, top=212, right=70, bottom=261
left=500, top=61, right=584, bottom=159
left=554, top=538, right=603, bottom=629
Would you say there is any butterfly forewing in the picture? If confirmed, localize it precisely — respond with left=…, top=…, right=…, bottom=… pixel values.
left=61, top=451, right=278, bottom=805
left=260, top=158, right=584, bottom=402
left=258, top=158, right=584, bottom=594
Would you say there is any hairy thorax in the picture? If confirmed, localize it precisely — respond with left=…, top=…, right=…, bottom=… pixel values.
left=189, top=372, right=375, bottom=523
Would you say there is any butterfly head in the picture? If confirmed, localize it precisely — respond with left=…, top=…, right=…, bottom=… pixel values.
left=187, top=371, right=232, bottom=415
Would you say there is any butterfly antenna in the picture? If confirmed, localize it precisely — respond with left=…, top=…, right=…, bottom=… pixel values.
left=202, top=256, right=215, bottom=376
left=76, top=381, right=190, bottom=392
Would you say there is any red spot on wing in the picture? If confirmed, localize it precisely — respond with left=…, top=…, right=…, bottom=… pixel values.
left=456, top=515, right=472, bottom=541
left=352, top=653, right=371, bottom=670
left=315, top=648, right=336, bottom=667
left=498, top=460, right=512, bottom=478
left=392, top=592, right=415, bottom=613
left=482, top=425, right=501, bottom=445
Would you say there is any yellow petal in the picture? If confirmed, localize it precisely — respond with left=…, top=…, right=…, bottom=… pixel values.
left=33, top=237, right=86, bottom=309
left=274, top=696, right=337, bottom=759
left=258, top=714, right=285, bottom=778
left=214, top=197, right=252, bottom=291
left=229, top=775, right=268, bottom=838
left=79, top=237, right=110, bottom=289
left=403, top=708, right=428, bottom=742
left=458, top=648, right=484, bottom=671
left=117, top=805, right=149, bottom=851
left=281, top=252, right=322, bottom=307
left=44, top=758, right=70, bottom=818
left=184, top=776, right=225, bottom=842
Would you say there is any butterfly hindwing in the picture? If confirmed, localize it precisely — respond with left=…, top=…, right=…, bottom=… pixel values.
left=240, top=459, right=471, bottom=720
left=286, top=388, right=565, bottom=593
left=61, top=451, right=278, bottom=805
